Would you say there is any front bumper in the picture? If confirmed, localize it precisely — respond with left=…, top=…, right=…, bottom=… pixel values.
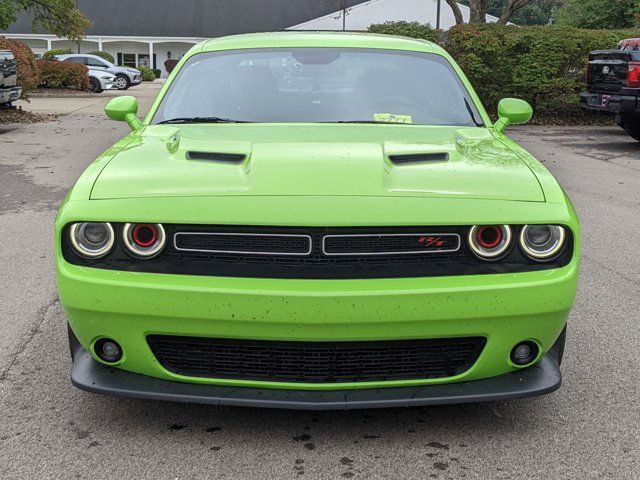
left=580, top=91, right=638, bottom=114
left=0, top=86, right=22, bottom=105
left=59, top=257, right=577, bottom=392
left=71, top=342, right=562, bottom=410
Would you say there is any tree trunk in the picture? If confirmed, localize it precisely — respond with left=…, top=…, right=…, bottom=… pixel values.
left=444, top=0, right=464, bottom=25
left=468, top=0, right=489, bottom=23
left=497, top=0, right=532, bottom=24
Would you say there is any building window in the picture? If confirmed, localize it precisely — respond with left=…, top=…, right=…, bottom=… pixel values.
left=121, top=53, right=136, bottom=68
left=117, top=53, right=157, bottom=69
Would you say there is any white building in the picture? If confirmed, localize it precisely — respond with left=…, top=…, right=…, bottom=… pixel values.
left=290, top=0, right=500, bottom=32
left=1, top=0, right=499, bottom=78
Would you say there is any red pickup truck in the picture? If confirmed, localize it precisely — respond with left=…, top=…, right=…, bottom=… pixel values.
left=580, top=38, right=640, bottom=141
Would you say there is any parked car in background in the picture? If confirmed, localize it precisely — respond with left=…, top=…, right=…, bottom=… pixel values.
left=0, top=49, right=22, bottom=107
left=56, top=53, right=141, bottom=90
left=580, top=38, right=640, bottom=141
left=88, top=69, right=117, bottom=93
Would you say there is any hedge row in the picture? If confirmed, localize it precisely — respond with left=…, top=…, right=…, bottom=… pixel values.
left=446, top=24, right=640, bottom=120
left=0, top=37, right=39, bottom=98
left=368, top=23, right=640, bottom=121
left=36, top=59, right=89, bottom=90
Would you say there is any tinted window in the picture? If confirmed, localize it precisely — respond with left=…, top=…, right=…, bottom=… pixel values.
left=86, top=57, right=108, bottom=67
left=152, top=48, right=482, bottom=126
left=64, top=57, right=86, bottom=65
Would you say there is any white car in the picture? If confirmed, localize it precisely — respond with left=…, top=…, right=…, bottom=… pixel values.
left=56, top=54, right=142, bottom=90
left=88, top=69, right=117, bottom=93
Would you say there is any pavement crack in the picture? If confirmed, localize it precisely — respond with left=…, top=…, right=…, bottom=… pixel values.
left=0, top=296, right=59, bottom=382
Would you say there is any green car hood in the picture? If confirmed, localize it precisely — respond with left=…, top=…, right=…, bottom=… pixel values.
left=89, top=124, right=545, bottom=202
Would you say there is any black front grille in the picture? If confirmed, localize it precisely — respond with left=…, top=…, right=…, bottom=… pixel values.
left=147, top=335, right=487, bottom=383
left=322, top=233, right=460, bottom=255
left=175, top=232, right=311, bottom=255
left=62, top=224, right=574, bottom=279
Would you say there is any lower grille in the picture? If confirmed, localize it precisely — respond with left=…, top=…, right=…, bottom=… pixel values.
left=147, top=336, right=486, bottom=383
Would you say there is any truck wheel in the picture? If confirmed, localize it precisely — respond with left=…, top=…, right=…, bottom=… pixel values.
left=623, top=114, right=640, bottom=141
left=114, top=74, right=130, bottom=90
left=89, top=77, right=103, bottom=93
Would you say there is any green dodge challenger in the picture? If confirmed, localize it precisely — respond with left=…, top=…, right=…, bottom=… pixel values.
left=56, top=32, right=579, bottom=409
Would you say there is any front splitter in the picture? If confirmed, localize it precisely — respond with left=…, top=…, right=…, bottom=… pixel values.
left=70, top=348, right=561, bottom=410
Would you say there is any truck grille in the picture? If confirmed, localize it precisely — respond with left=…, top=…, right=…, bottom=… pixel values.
left=147, top=335, right=486, bottom=383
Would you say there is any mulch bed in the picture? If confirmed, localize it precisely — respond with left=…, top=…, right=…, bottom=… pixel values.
left=0, top=106, right=57, bottom=124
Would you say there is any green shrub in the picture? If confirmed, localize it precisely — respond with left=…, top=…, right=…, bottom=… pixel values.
left=88, top=50, right=115, bottom=63
left=152, top=68, right=161, bottom=78
left=0, top=37, right=39, bottom=98
left=137, top=66, right=156, bottom=81
left=42, top=48, right=72, bottom=61
left=446, top=24, right=640, bottom=120
left=368, top=21, right=441, bottom=43
left=36, top=59, right=89, bottom=90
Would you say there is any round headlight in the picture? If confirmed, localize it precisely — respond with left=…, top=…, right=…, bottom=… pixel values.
left=520, top=225, right=566, bottom=260
left=468, top=225, right=512, bottom=259
left=69, top=222, right=114, bottom=258
left=122, top=223, right=165, bottom=258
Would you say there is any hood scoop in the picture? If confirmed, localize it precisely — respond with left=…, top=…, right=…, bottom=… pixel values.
left=186, top=151, right=247, bottom=163
left=388, top=152, right=449, bottom=164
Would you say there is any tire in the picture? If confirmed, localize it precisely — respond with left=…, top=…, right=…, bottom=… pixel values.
left=89, top=77, right=103, bottom=93
left=623, top=113, right=640, bottom=141
left=114, top=74, right=131, bottom=90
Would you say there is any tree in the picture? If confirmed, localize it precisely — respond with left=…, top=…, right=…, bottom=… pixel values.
left=445, top=0, right=464, bottom=25
left=0, top=0, right=91, bottom=41
left=554, top=0, right=638, bottom=29
left=454, top=0, right=561, bottom=25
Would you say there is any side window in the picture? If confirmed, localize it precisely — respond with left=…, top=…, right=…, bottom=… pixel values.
left=86, top=57, right=107, bottom=68
left=64, top=57, right=86, bottom=65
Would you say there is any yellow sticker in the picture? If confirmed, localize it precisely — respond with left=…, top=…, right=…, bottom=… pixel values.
left=373, top=113, right=413, bottom=124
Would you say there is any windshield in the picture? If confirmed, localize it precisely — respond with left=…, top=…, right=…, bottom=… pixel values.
left=152, top=48, right=483, bottom=126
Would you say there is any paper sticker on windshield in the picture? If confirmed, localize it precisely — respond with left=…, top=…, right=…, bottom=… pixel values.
left=373, top=113, right=413, bottom=124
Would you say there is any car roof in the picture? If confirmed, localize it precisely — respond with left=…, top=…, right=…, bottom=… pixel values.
left=200, top=31, right=444, bottom=55
left=57, top=53, right=106, bottom=60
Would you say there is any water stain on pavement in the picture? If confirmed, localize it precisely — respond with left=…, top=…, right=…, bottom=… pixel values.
left=0, top=164, right=65, bottom=213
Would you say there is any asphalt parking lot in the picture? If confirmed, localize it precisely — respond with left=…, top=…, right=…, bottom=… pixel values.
left=0, top=85, right=638, bottom=479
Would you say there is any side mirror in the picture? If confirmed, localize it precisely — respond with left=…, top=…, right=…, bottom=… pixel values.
left=105, top=96, right=141, bottom=131
left=494, top=98, right=533, bottom=133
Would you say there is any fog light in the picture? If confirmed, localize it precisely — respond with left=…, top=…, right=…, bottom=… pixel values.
left=94, top=338, right=123, bottom=363
left=510, top=341, right=538, bottom=366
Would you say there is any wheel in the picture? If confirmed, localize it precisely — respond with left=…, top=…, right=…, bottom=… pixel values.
left=623, top=113, right=640, bottom=141
left=114, top=74, right=130, bottom=90
left=615, top=115, right=625, bottom=129
left=89, top=77, right=103, bottom=93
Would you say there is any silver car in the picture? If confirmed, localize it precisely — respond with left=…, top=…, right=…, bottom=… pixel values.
left=88, top=69, right=117, bottom=93
left=56, top=53, right=142, bottom=90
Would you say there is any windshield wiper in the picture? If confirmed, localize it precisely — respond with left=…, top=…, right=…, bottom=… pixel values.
left=464, top=98, right=483, bottom=127
left=157, top=116, right=250, bottom=124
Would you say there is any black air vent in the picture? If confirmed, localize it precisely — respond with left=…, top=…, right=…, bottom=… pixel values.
left=186, top=151, right=246, bottom=163
left=388, top=153, right=449, bottom=164
left=147, top=335, right=487, bottom=383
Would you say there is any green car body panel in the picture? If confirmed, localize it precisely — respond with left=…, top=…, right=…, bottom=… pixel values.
left=56, top=32, right=579, bottom=404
